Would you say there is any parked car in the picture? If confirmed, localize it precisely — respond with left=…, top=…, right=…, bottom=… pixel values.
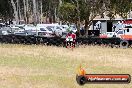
left=61, top=25, right=69, bottom=32
left=0, top=27, right=13, bottom=35
left=37, top=26, right=54, bottom=37
left=37, top=24, right=63, bottom=37
left=70, top=25, right=77, bottom=33
left=14, top=29, right=26, bottom=35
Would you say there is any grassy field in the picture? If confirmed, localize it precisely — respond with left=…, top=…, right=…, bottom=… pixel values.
left=0, top=44, right=132, bottom=88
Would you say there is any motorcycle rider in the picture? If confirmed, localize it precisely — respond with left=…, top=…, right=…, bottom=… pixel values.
left=65, top=30, right=76, bottom=48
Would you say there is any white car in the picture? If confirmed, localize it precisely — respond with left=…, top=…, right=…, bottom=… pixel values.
left=14, top=29, right=26, bottom=35
left=2, top=31, right=8, bottom=35
left=37, top=24, right=63, bottom=37
left=70, top=25, right=77, bottom=33
left=61, top=25, right=69, bottom=32
left=37, top=27, right=54, bottom=37
left=13, top=24, right=54, bottom=37
left=25, top=26, right=54, bottom=37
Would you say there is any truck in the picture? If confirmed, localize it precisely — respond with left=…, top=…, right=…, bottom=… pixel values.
left=99, top=24, right=132, bottom=48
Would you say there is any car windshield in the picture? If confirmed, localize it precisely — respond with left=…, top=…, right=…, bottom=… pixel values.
left=40, top=28, right=46, bottom=31
left=47, top=26, right=54, bottom=29
left=46, top=27, right=53, bottom=31
left=71, top=25, right=76, bottom=30
left=62, top=25, right=68, bottom=29
left=56, top=26, right=62, bottom=30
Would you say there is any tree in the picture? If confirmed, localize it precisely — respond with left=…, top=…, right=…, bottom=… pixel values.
left=59, top=0, right=106, bottom=36
left=11, top=0, right=19, bottom=24
left=32, top=0, right=37, bottom=25
left=113, top=0, right=131, bottom=19
left=59, top=2, right=77, bottom=23
left=0, top=0, right=132, bottom=27
left=0, top=0, right=13, bottom=22
left=59, top=0, right=132, bottom=36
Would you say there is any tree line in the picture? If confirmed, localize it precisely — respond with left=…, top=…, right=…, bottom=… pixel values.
left=0, top=0, right=132, bottom=34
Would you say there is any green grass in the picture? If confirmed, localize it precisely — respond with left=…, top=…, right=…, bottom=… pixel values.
left=0, top=44, right=132, bottom=88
